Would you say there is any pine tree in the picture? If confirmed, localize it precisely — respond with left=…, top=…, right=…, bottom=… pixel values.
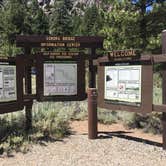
left=24, top=0, right=49, bottom=34
left=0, top=0, right=26, bottom=56
left=49, top=0, right=74, bottom=35
left=81, top=5, right=103, bottom=36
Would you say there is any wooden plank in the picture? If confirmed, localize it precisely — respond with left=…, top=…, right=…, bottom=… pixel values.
left=98, top=55, right=152, bottom=63
left=16, top=35, right=104, bottom=48
left=153, top=104, right=166, bottom=112
left=162, top=30, right=166, bottom=150
left=16, top=35, right=104, bottom=43
left=153, top=54, right=166, bottom=63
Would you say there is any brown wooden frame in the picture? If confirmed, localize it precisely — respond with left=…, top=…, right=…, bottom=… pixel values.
left=97, top=55, right=153, bottom=114
left=36, top=53, right=87, bottom=102
left=0, top=56, right=24, bottom=114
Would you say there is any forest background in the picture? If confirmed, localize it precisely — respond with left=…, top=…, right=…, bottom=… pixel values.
left=0, top=0, right=166, bottom=55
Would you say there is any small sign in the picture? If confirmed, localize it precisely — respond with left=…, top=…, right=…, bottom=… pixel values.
left=107, top=49, right=140, bottom=59
left=44, top=62, right=77, bottom=96
left=0, top=56, right=24, bottom=114
left=42, top=52, right=79, bottom=57
left=105, top=65, right=142, bottom=105
left=0, top=64, right=17, bottom=102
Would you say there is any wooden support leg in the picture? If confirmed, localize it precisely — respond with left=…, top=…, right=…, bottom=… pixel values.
left=25, top=101, right=33, bottom=132
left=88, top=88, right=98, bottom=139
left=162, top=112, right=166, bottom=149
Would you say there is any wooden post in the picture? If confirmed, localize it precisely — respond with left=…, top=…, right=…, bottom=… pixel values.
left=162, top=30, right=166, bottom=149
left=88, top=88, right=98, bottom=139
left=24, top=47, right=33, bottom=131
left=89, top=48, right=96, bottom=88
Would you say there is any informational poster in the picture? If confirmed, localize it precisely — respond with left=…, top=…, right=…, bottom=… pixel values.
left=105, top=65, right=142, bottom=104
left=0, top=64, right=17, bottom=102
left=44, top=62, right=77, bottom=96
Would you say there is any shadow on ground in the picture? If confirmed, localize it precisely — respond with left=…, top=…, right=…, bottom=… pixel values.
left=98, top=131, right=162, bottom=147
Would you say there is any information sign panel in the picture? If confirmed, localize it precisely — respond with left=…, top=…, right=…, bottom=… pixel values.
left=104, top=65, right=142, bottom=105
left=97, top=55, right=153, bottom=113
left=36, top=53, right=86, bottom=101
left=0, top=64, right=17, bottom=102
left=0, top=56, right=24, bottom=114
left=44, top=62, right=77, bottom=96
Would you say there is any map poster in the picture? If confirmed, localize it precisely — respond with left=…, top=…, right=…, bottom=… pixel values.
left=104, top=65, right=142, bottom=104
left=0, top=64, right=17, bottom=102
left=44, top=62, right=77, bottom=96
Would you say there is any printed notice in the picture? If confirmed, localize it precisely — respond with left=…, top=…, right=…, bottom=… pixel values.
left=105, top=65, right=141, bottom=104
left=0, top=65, right=17, bottom=102
left=44, top=63, right=77, bottom=96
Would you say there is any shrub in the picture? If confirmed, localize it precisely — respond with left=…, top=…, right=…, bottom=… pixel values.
left=98, top=108, right=117, bottom=125
left=0, top=101, right=73, bottom=156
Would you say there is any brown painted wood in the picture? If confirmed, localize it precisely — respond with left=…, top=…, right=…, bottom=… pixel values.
left=153, top=54, right=166, bottom=63
left=89, top=48, right=96, bottom=88
left=16, top=35, right=104, bottom=48
left=24, top=47, right=33, bottom=131
left=153, top=104, right=166, bottom=113
left=161, top=30, right=166, bottom=150
left=98, top=55, right=152, bottom=64
left=88, top=88, right=98, bottom=139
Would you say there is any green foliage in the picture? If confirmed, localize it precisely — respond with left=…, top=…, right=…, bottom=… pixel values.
left=49, top=0, right=73, bottom=35
left=0, top=0, right=165, bottom=54
left=120, top=112, right=162, bottom=135
left=70, top=101, right=88, bottom=120
left=0, top=102, right=72, bottom=156
left=98, top=108, right=117, bottom=125
left=24, top=0, right=49, bottom=35
left=99, top=1, right=140, bottom=50
left=0, top=101, right=88, bottom=156
left=0, top=0, right=49, bottom=56
left=81, top=5, right=103, bottom=36
left=99, top=0, right=166, bottom=52
left=0, top=0, right=25, bottom=56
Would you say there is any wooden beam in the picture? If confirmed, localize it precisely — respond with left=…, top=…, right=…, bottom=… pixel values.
left=153, top=104, right=166, bottom=113
left=16, top=35, right=104, bottom=48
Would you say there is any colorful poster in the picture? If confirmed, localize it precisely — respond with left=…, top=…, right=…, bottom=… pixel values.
left=44, top=62, right=77, bottom=96
left=0, top=65, right=17, bottom=102
left=105, top=65, right=142, bottom=104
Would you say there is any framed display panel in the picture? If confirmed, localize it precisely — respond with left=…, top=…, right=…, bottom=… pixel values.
left=104, top=65, right=142, bottom=106
left=36, top=54, right=86, bottom=101
left=98, top=59, right=153, bottom=113
left=0, top=56, right=24, bottom=114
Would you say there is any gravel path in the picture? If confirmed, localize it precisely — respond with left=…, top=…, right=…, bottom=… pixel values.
left=0, top=122, right=166, bottom=166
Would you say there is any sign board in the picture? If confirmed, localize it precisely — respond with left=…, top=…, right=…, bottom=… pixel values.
left=107, top=49, right=140, bottom=59
left=104, top=65, right=142, bottom=106
left=0, top=64, right=17, bottom=102
left=36, top=53, right=86, bottom=101
left=16, top=35, right=104, bottom=48
left=42, top=51, right=80, bottom=57
left=0, top=56, right=23, bottom=114
left=43, top=62, right=77, bottom=96
left=97, top=55, right=153, bottom=113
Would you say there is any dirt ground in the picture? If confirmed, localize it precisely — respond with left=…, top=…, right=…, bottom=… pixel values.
left=0, top=120, right=165, bottom=166
left=70, top=120, right=162, bottom=143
